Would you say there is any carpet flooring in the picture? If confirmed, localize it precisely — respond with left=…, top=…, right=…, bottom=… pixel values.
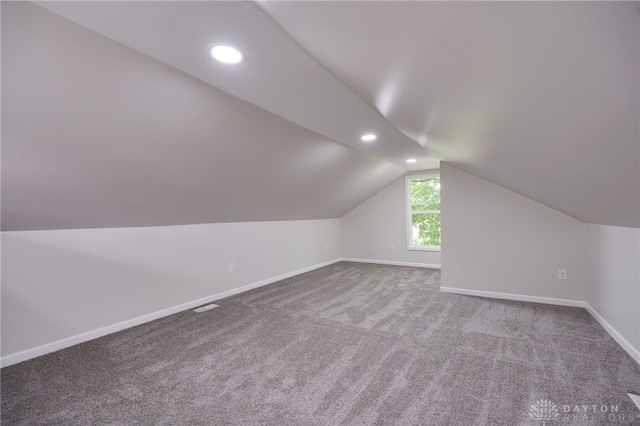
left=2, top=262, right=639, bottom=425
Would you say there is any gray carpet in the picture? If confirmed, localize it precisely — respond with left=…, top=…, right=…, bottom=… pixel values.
left=2, top=262, right=639, bottom=425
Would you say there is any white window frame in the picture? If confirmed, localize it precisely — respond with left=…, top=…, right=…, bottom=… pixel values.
left=406, top=173, right=441, bottom=252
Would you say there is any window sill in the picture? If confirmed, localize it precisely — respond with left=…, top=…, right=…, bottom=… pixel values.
left=408, top=246, right=441, bottom=252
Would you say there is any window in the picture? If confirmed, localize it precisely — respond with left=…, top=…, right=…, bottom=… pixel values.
left=406, top=173, right=441, bottom=251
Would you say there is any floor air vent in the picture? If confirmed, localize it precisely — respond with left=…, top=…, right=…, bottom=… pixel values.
left=194, top=303, right=218, bottom=313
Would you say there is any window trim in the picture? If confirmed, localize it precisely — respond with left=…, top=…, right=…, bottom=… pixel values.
left=405, top=173, right=441, bottom=252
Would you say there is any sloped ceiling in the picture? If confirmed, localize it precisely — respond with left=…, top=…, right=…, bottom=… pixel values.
left=2, top=1, right=639, bottom=231
left=1, top=2, right=406, bottom=231
left=258, top=1, right=640, bottom=228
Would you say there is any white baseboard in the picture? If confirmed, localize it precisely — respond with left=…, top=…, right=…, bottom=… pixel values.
left=6, top=260, right=637, bottom=369
left=341, top=257, right=441, bottom=269
left=584, top=303, right=640, bottom=364
left=440, top=286, right=640, bottom=364
left=0, top=258, right=342, bottom=368
left=203, top=258, right=342, bottom=301
left=439, top=286, right=585, bottom=307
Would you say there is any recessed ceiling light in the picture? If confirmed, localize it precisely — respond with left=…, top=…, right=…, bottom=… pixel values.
left=406, top=158, right=417, bottom=163
left=361, top=134, right=377, bottom=142
left=210, top=44, right=244, bottom=64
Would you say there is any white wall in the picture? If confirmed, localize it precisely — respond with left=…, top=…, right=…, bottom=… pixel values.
left=586, top=224, right=640, bottom=356
left=440, top=163, right=586, bottom=302
left=340, top=175, right=441, bottom=267
left=1, top=219, right=340, bottom=359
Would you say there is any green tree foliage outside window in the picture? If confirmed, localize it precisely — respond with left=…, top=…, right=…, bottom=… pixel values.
left=410, top=177, right=441, bottom=247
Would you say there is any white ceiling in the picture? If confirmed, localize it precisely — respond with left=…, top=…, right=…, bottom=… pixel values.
left=258, top=1, right=640, bottom=228
left=34, top=0, right=438, bottom=171
left=3, top=1, right=639, bottom=230
left=2, top=2, right=405, bottom=231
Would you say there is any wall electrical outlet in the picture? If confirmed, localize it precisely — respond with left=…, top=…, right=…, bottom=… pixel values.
left=229, top=262, right=235, bottom=272
left=324, top=244, right=328, bottom=251
left=389, top=243, right=394, bottom=250
left=558, top=269, right=567, bottom=280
